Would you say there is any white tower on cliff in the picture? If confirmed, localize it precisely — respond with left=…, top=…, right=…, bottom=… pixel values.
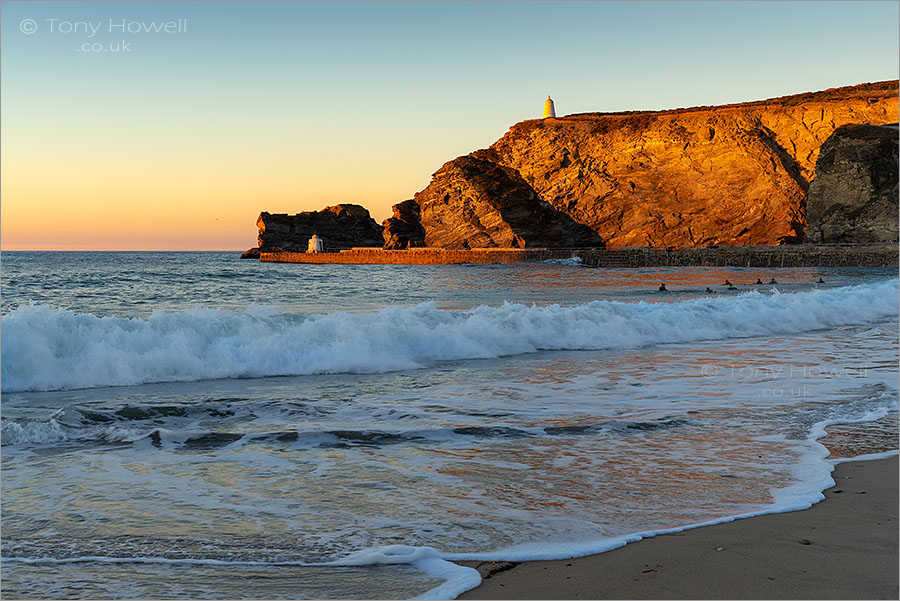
left=542, top=96, right=556, bottom=119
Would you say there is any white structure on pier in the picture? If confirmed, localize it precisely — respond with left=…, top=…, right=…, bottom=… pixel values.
left=542, top=96, right=556, bottom=119
left=307, top=233, right=324, bottom=253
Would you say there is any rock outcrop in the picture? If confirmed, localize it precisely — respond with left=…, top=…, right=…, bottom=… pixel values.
left=806, top=124, right=899, bottom=243
left=391, top=81, right=898, bottom=248
left=382, top=199, right=426, bottom=249
left=384, top=155, right=604, bottom=249
left=257, top=204, right=383, bottom=252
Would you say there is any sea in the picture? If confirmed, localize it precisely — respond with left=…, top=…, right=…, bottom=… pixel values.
left=2, top=251, right=898, bottom=600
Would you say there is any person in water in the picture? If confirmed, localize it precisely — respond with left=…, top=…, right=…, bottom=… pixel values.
left=658, top=283, right=668, bottom=292
left=724, top=279, right=733, bottom=286
left=705, top=287, right=717, bottom=294
left=755, top=278, right=763, bottom=285
left=769, top=278, right=777, bottom=284
left=817, top=278, right=825, bottom=284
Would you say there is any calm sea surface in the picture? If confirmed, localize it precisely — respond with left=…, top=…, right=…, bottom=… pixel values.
left=2, top=252, right=898, bottom=599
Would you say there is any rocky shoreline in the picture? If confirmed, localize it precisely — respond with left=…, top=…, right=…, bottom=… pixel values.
left=244, top=82, right=898, bottom=259
left=260, top=243, right=898, bottom=267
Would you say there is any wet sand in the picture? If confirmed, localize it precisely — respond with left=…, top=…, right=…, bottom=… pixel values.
left=458, top=455, right=898, bottom=599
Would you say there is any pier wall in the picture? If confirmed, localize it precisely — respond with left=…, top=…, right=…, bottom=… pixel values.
left=259, top=245, right=898, bottom=267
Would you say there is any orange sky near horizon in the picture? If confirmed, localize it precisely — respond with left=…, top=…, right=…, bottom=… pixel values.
left=0, top=93, right=462, bottom=250
left=0, top=143, right=434, bottom=250
left=2, top=1, right=897, bottom=251
left=0, top=90, right=479, bottom=250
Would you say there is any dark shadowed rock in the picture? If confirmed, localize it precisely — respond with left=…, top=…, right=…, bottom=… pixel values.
left=402, top=155, right=605, bottom=249
left=240, top=247, right=261, bottom=259
left=257, top=204, right=384, bottom=252
left=382, top=199, right=426, bottom=249
left=806, top=124, right=899, bottom=243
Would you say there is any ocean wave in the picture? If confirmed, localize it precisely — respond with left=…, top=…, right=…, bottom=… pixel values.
left=1, top=418, right=149, bottom=447
left=1, top=418, right=71, bottom=446
left=2, top=279, right=897, bottom=392
left=541, top=255, right=587, bottom=267
left=1, top=411, right=692, bottom=449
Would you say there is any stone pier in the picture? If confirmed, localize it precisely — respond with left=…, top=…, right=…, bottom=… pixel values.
left=258, top=244, right=898, bottom=267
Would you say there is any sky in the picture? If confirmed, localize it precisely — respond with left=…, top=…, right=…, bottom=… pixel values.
left=1, top=1, right=898, bottom=250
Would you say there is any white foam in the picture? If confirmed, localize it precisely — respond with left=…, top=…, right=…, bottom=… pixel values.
left=1, top=418, right=69, bottom=445
left=411, top=557, right=483, bottom=600
left=323, top=543, right=481, bottom=598
left=542, top=255, right=585, bottom=267
left=3, top=280, right=896, bottom=393
left=807, top=405, right=894, bottom=443
left=832, top=449, right=900, bottom=463
left=812, top=405, right=900, bottom=465
left=0, top=418, right=176, bottom=448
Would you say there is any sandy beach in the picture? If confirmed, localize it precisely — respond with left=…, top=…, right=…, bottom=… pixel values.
left=459, top=455, right=899, bottom=600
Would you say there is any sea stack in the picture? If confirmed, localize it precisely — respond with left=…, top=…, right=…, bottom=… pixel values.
left=542, top=96, right=556, bottom=119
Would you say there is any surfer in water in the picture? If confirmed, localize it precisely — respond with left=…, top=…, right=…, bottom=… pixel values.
left=658, top=283, right=668, bottom=292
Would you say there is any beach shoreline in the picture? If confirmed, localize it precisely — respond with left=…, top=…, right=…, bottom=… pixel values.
left=457, top=455, right=899, bottom=599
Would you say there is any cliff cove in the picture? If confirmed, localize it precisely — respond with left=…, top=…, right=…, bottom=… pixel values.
left=5, top=2, right=899, bottom=599
left=245, top=81, right=899, bottom=265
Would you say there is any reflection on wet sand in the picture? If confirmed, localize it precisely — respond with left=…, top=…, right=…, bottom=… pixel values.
left=430, top=421, right=801, bottom=542
left=821, top=412, right=899, bottom=458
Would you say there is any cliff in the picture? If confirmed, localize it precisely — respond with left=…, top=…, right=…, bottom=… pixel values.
left=383, top=156, right=604, bottom=249
left=806, top=124, right=899, bottom=244
left=382, top=200, right=426, bottom=250
left=391, top=81, right=898, bottom=248
left=256, top=204, right=383, bottom=252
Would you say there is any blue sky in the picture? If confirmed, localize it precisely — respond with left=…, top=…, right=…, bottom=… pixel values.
left=2, top=1, right=898, bottom=249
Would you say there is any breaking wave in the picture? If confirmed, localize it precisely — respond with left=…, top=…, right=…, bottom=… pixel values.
left=1, top=404, right=692, bottom=448
left=2, top=279, right=897, bottom=392
left=541, top=255, right=587, bottom=267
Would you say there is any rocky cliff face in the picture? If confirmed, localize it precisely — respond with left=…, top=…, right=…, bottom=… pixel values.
left=382, top=200, right=426, bottom=249
left=257, top=204, right=383, bottom=252
left=392, top=81, right=898, bottom=248
left=806, top=124, right=899, bottom=244
left=384, top=155, right=604, bottom=249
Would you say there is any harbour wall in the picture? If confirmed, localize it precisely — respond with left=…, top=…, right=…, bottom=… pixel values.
left=259, top=244, right=898, bottom=268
